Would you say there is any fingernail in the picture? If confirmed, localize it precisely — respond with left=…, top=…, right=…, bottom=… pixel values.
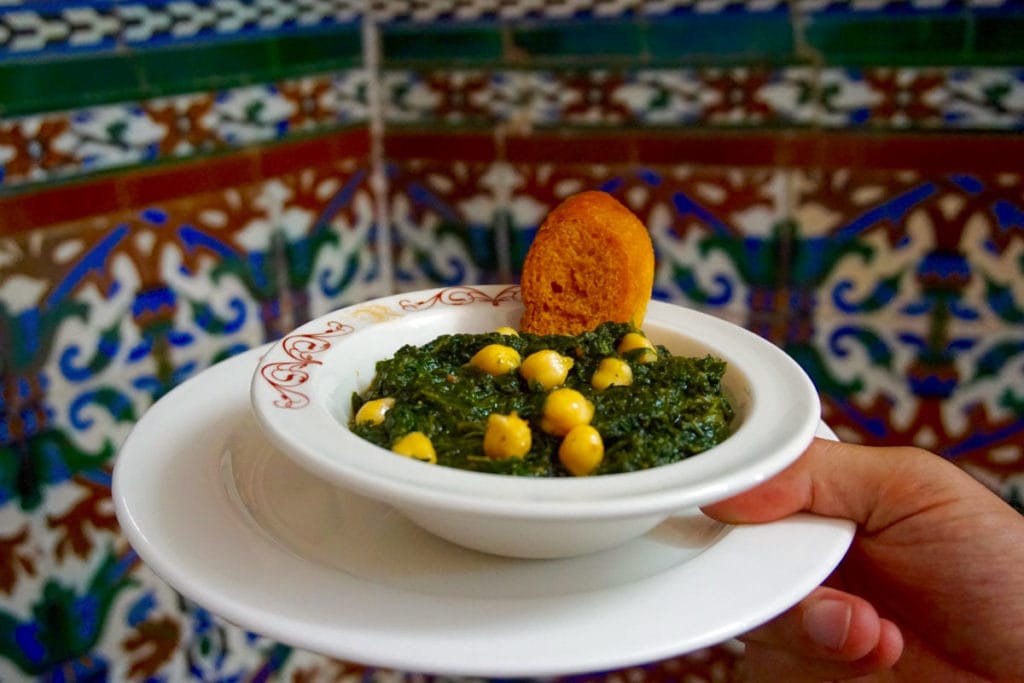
left=803, top=599, right=852, bottom=651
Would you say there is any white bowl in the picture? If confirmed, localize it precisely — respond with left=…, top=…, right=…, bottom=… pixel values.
left=250, top=284, right=821, bottom=558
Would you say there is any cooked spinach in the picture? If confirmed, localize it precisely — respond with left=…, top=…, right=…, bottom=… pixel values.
left=349, top=322, right=734, bottom=476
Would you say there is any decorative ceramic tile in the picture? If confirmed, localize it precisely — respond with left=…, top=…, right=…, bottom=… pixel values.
left=379, top=14, right=795, bottom=65
left=797, top=0, right=1014, bottom=11
left=386, top=158, right=509, bottom=290
left=792, top=168, right=1024, bottom=476
left=381, top=68, right=795, bottom=127
left=0, top=141, right=381, bottom=680
left=803, top=10, right=972, bottom=66
left=795, top=170, right=1024, bottom=321
left=368, top=0, right=1015, bottom=24
left=9, top=65, right=1024, bottom=190
left=371, top=0, right=641, bottom=24
left=0, top=69, right=369, bottom=187
left=378, top=67, right=1024, bottom=132
left=0, top=26, right=364, bottom=118
left=0, top=0, right=362, bottom=60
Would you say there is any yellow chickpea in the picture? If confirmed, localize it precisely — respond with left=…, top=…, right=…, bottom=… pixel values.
left=483, top=412, right=532, bottom=459
left=391, top=431, right=437, bottom=464
left=495, top=326, right=519, bottom=336
left=540, top=388, right=594, bottom=437
left=559, top=424, right=604, bottom=476
left=520, top=349, right=575, bottom=390
left=591, top=357, right=633, bottom=391
left=469, top=344, right=522, bottom=376
left=617, top=332, right=658, bottom=364
left=354, top=397, right=396, bottom=425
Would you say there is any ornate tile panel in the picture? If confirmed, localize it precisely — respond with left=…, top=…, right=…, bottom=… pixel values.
left=379, top=67, right=1024, bottom=131
left=386, top=158, right=508, bottom=291
left=0, top=0, right=363, bottom=61
left=8, top=65, right=1024, bottom=192
left=367, top=0, right=1016, bottom=24
left=799, top=2, right=1024, bottom=66
left=0, top=69, right=369, bottom=188
left=791, top=168, right=1024, bottom=474
left=0, top=139, right=381, bottom=680
left=0, top=26, right=364, bottom=118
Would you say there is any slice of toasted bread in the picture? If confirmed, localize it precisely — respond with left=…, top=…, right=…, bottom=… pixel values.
left=519, top=190, right=655, bottom=335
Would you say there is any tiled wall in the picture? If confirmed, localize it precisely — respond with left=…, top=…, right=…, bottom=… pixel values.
left=2, top=1, right=1023, bottom=681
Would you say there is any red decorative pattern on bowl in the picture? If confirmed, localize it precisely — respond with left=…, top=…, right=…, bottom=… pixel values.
left=399, top=284, right=520, bottom=311
left=260, top=321, right=355, bottom=408
left=256, top=286, right=523, bottom=410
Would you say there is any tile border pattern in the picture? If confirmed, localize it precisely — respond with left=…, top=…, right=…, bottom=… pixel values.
left=0, top=0, right=363, bottom=60
left=380, top=67, right=1024, bottom=131
left=3, top=0, right=1015, bottom=61
left=7, top=66, right=1024, bottom=190
left=0, top=68, right=370, bottom=188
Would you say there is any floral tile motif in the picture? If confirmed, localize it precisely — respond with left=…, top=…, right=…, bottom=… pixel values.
left=386, top=158, right=509, bottom=291
left=382, top=68, right=804, bottom=128
left=0, top=0, right=363, bottom=60
left=380, top=67, right=1024, bottom=132
left=0, top=69, right=369, bottom=188
left=9, top=65, right=1024, bottom=191
left=790, top=168, right=1024, bottom=481
left=0, top=149, right=379, bottom=680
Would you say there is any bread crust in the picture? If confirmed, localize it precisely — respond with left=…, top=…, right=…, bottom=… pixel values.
left=519, top=191, right=655, bottom=335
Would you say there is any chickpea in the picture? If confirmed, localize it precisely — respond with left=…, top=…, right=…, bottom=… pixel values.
left=520, top=349, right=575, bottom=390
left=391, top=431, right=437, bottom=464
left=354, top=397, right=395, bottom=425
left=483, top=412, right=532, bottom=459
left=469, top=344, right=522, bottom=376
left=591, top=357, right=633, bottom=391
left=540, top=387, right=594, bottom=437
left=559, top=424, right=604, bottom=476
left=617, top=332, right=658, bottom=364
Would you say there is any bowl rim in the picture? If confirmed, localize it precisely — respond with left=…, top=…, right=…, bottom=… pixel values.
left=250, top=284, right=821, bottom=520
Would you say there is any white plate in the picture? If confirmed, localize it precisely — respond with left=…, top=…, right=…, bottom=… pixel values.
left=114, top=347, right=854, bottom=678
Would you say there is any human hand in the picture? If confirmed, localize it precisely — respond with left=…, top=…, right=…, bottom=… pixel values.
left=702, top=438, right=1024, bottom=682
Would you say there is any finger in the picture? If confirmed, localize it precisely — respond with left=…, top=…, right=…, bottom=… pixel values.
left=742, top=586, right=901, bottom=663
left=741, top=587, right=903, bottom=681
left=700, top=437, right=970, bottom=533
left=744, top=625, right=902, bottom=683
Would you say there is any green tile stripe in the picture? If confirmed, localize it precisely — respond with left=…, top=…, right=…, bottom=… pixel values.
left=804, top=12, right=1024, bottom=66
left=377, top=12, right=1024, bottom=69
left=807, top=14, right=969, bottom=66
left=967, top=15, right=1024, bottom=65
left=381, top=16, right=799, bottom=67
left=381, top=25, right=505, bottom=64
left=0, top=28, right=362, bottom=118
left=645, top=16, right=795, bottom=65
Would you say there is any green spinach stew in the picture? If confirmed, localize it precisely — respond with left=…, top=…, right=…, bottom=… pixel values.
left=349, top=322, right=734, bottom=477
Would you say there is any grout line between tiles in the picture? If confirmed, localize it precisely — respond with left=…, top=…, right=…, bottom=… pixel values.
left=363, top=10, right=394, bottom=296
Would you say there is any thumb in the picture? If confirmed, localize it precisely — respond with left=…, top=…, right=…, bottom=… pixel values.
left=701, top=437, right=971, bottom=532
